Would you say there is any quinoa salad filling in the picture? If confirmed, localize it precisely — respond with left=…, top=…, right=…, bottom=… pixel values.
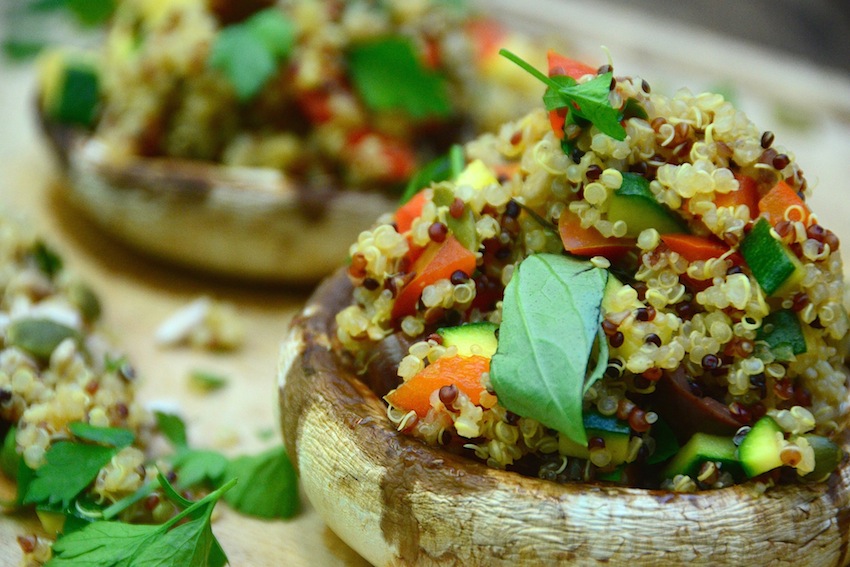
left=39, top=0, right=540, bottom=193
left=335, top=50, right=850, bottom=491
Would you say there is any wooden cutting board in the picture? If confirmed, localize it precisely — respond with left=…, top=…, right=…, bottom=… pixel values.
left=1, top=2, right=850, bottom=564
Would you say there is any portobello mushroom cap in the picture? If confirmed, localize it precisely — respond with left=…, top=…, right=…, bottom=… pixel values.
left=39, top=114, right=396, bottom=283
left=279, top=270, right=850, bottom=567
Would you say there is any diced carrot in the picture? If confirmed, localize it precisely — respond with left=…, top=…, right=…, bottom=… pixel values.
left=547, top=50, right=597, bottom=80
left=395, top=189, right=431, bottom=234
left=660, top=234, right=743, bottom=264
left=558, top=209, right=633, bottom=259
left=392, top=235, right=477, bottom=319
left=466, top=18, right=507, bottom=61
left=385, top=355, right=490, bottom=417
left=758, top=180, right=810, bottom=226
left=714, top=173, right=760, bottom=216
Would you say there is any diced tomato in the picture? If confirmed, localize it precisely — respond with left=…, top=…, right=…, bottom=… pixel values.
left=297, top=89, right=334, bottom=124
left=392, top=235, right=477, bottom=319
left=466, top=18, right=507, bottom=61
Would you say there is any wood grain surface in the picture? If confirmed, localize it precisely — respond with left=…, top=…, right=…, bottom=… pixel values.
left=1, top=1, right=850, bottom=564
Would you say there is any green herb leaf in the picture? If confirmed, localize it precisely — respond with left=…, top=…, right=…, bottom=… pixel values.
left=48, top=478, right=235, bottom=567
left=500, top=49, right=626, bottom=141
left=155, top=411, right=188, bottom=451
left=209, top=8, right=295, bottom=101
left=65, top=0, right=115, bottom=27
left=188, top=369, right=228, bottom=392
left=348, top=37, right=452, bottom=119
left=400, top=144, right=464, bottom=204
left=1, top=427, right=19, bottom=480
left=173, top=450, right=229, bottom=489
left=31, top=240, right=63, bottom=278
left=490, top=254, right=608, bottom=446
left=223, top=445, right=298, bottom=519
left=24, top=442, right=120, bottom=508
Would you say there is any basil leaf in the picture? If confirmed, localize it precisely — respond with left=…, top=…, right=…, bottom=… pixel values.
left=209, top=8, right=295, bottom=101
left=348, top=37, right=452, bottom=119
left=490, top=254, right=608, bottom=446
left=223, top=446, right=298, bottom=519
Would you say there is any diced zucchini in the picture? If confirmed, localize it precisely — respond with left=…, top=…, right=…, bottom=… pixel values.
left=6, top=318, right=81, bottom=362
left=437, top=322, right=498, bottom=358
left=662, top=432, right=738, bottom=479
left=646, top=417, right=679, bottom=465
left=40, top=51, right=100, bottom=128
left=559, top=411, right=631, bottom=465
left=756, top=309, right=806, bottom=361
left=607, top=173, right=687, bottom=237
left=800, top=434, right=844, bottom=482
left=36, top=510, right=66, bottom=536
left=739, top=416, right=784, bottom=478
left=740, top=218, right=805, bottom=296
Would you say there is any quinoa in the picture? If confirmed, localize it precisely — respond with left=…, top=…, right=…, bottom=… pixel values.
left=0, top=212, right=158, bottom=563
left=335, top=58, right=850, bottom=491
left=63, top=0, right=539, bottom=192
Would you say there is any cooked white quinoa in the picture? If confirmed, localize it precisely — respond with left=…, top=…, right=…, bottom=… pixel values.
left=336, top=63, right=850, bottom=491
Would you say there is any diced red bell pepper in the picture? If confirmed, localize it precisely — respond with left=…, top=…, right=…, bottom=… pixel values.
left=546, top=50, right=597, bottom=140
left=466, top=18, right=508, bottom=62
left=392, top=235, right=477, bottom=319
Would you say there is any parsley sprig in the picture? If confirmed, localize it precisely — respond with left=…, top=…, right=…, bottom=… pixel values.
left=47, top=475, right=236, bottom=567
left=499, top=49, right=626, bottom=141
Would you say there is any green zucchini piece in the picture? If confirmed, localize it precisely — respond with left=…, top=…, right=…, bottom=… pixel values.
left=437, top=322, right=498, bottom=358
left=801, top=434, right=844, bottom=482
left=662, top=432, right=738, bottom=479
left=50, top=60, right=100, bottom=127
left=559, top=410, right=631, bottom=465
left=756, top=309, right=806, bottom=361
left=740, top=218, right=804, bottom=296
left=647, top=417, right=679, bottom=465
left=607, top=173, right=687, bottom=237
left=739, top=416, right=784, bottom=478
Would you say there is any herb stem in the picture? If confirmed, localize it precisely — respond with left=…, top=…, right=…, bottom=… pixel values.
left=499, top=49, right=555, bottom=88
left=161, top=477, right=238, bottom=531
left=449, top=144, right=465, bottom=178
